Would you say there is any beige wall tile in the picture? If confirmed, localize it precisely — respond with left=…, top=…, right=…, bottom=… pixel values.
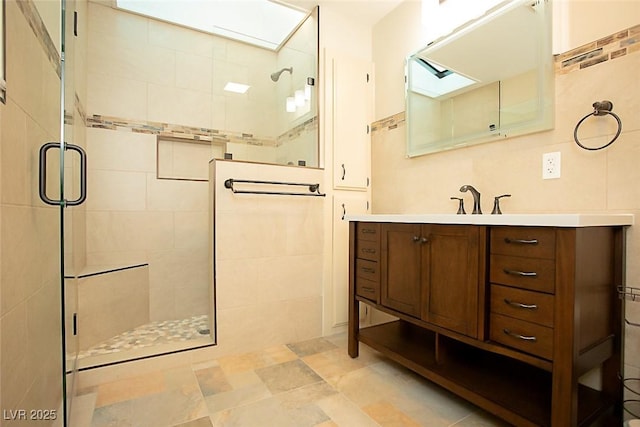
left=86, top=211, right=174, bottom=254
left=78, top=267, right=150, bottom=350
left=176, top=52, right=213, bottom=92
left=174, top=211, right=209, bottom=251
left=88, top=2, right=148, bottom=43
left=87, top=170, right=147, bottom=211
left=148, top=19, right=213, bottom=57
left=0, top=100, right=28, bottom=206
left=146, top=174, right=209, bottom=212
left=86, top=127, right=156, bottom=173
left=147, top=83, right=212, bottom=129
left=87, top=72, right=148, bottom=120
left=1, top=304, right=29, bottom=409
left=88, top=32, right=175, bottom=87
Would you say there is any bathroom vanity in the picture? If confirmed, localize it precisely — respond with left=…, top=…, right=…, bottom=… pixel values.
left=347, top=214, right=633, bottom=427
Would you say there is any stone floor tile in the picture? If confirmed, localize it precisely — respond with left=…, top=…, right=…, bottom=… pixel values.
left=171, top=416, right=214, bottom=427
left=287, top=337, right=337, bottom=357
left=362, top=400, right=422, bottom=427
left=303, top=347, right=368, bottom=380
left=254, top=359, right=323, bottom=394
left=95, top=371, right=167, bottom=408
left=194, top=366, right=233, bottom=396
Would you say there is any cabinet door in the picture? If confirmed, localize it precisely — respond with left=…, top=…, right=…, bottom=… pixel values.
left=381, top=223, right=422, bottom=317
left=330, top=52, right=373, bottom=190
left=421, top=225, right=479, bottom=338
left=331, top=193, right=369, bottom=330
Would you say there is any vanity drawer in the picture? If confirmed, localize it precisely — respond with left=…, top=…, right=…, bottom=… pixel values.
left=490, top=313, right=553, bottom=360
left=490, top=285, right=554, bottom=327
left=357, top=239, right=380, bottom=262
left=356, top=259, right=379, bottom=282
left=490, top=254, right=555, bottom=294
left=491, top=227, right=555, bottom=259
left=357, top=223, right=380, bottom=242
left=356, top=277, right=379, bottom=302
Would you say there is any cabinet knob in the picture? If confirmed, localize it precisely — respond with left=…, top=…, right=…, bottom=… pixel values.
left=413, top=235, right=420, bottom=242
left=421, top=237, right=429, bottom=244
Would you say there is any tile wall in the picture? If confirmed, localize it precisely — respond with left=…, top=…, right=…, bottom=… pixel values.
left=212, top=160, right=325, bottom=355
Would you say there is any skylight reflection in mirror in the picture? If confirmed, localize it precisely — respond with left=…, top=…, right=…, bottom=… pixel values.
left=115, top=0, right=308, bottom=51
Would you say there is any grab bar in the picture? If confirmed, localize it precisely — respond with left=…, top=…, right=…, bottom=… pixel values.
left=224, top=179, right=326, bottom=197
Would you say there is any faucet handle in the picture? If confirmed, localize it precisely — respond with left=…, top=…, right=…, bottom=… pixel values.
left=491, top=194, right=511, bottom=215
left=450, top=197, right=466, bottom=215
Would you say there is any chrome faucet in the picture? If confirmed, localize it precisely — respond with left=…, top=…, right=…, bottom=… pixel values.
left=459, top=185, right=482, bottom=214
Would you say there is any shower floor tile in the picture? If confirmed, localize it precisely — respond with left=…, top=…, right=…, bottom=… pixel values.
left=78, top=315, right=210, bottom=360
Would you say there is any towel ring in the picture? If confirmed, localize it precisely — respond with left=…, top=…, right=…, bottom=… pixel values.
left=574, top=100, right=622, bottom=151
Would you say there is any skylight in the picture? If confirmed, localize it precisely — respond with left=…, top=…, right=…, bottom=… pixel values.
left=410, top=58, right=477, bottom=99
left=115, top=0, right=308, bottom=51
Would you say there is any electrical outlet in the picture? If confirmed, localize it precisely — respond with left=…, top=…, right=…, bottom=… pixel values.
left=542, top=152, right=561, bottom=179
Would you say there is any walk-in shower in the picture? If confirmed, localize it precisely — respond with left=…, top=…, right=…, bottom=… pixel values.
left=271, top=67, right=293, bottom=81
left=72, top=1, right=319, bottom=372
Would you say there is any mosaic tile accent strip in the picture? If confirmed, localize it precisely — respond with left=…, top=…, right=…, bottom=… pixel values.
left=371, top=111, right=405, bottom=133
left=85, top=113, right=318, bottom=149
left=276, top=116, right=318, bottom=146
left=555, top=24, right=640, bottom=74
left=77, top=315, right=210, bottom=360
left=15, top=0, right=62, bottom=78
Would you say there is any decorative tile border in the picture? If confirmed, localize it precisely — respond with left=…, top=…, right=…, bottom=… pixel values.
left=16, top=0, right=61, bottom=78
left=371, top=111, right=405, bottom=133
left=555, top=24, right=639, bottom=74
left=85, top=112, right=317, bottom=149
left=372, top=24, right=640, bottom=134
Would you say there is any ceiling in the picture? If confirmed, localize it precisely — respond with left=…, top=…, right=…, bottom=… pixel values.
left=287, top=0, right=405, bottom=27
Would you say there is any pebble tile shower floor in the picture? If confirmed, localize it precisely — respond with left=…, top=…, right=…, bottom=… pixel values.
left=77, top=315, right=210, bottom=360
left=73, top=334, right=510, bottom=427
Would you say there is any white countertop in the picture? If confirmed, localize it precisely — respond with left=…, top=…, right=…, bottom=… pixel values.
left=345, top=213, right=634, bottom=227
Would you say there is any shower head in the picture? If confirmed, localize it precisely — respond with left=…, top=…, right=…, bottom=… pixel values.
left=270, top=67, right=293, bottom=82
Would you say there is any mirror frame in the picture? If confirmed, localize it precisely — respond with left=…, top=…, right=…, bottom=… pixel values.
left=405, top=0, right=554, bottom=157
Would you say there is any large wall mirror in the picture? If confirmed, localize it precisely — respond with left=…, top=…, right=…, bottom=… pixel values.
left=406, top=0, right=553, bottom=157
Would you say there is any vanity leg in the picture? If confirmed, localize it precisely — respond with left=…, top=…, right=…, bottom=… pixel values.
left=348, top=221, right=359, bottom=358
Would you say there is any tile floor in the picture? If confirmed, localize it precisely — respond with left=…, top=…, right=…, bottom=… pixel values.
left=75, top=334, right=510, bottom=427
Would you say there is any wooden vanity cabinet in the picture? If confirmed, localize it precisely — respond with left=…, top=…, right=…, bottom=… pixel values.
left=348, top=221, right=624, bottom=427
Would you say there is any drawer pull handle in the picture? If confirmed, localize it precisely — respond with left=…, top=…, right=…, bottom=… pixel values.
left=504, top=269, right=537, bottom=277
left=361, top=248, right=377, bottom=254
left=504, top=238, right=539, bottom=245
left=362, top=286, right=375, bottom=292
left=362, top=267, right=376, bottom=274
left=503, top=328, right=537, bottom=342
left=362, top=229, right=376, bottom=234
left=504, top=298, right=538, bottom=310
